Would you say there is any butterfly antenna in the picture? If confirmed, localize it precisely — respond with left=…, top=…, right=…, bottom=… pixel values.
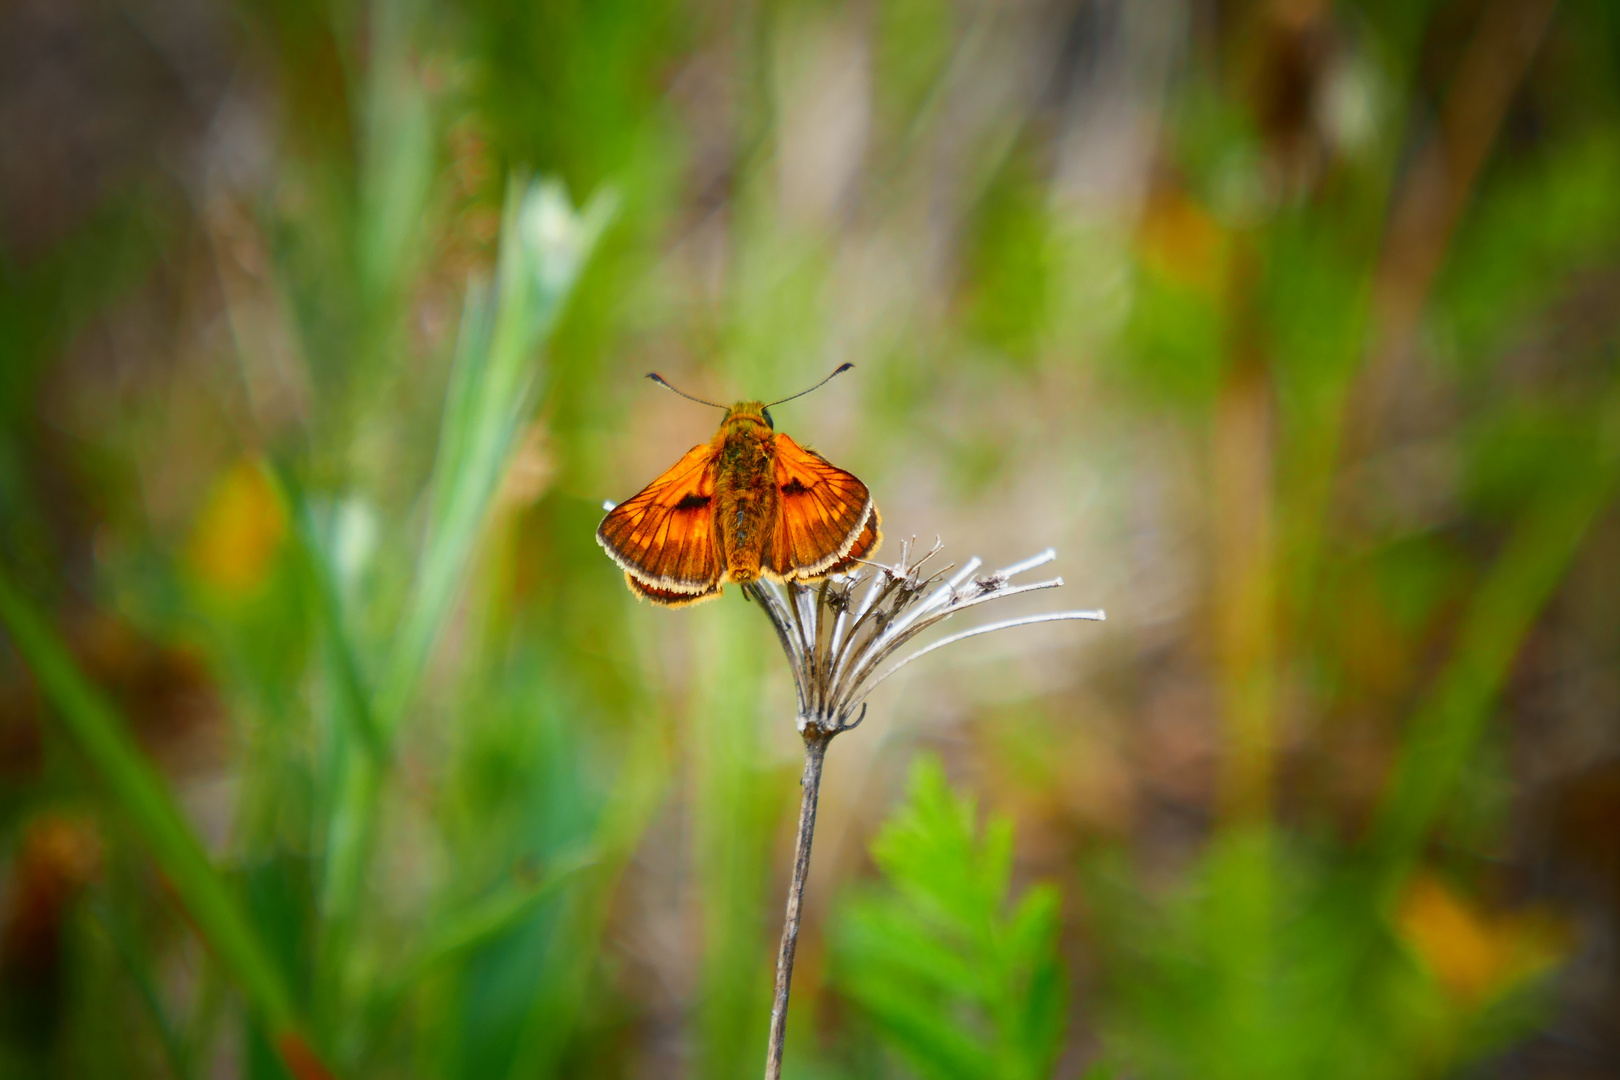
left=765, top=363, right=855, bottom=408
left=646, top=373, right=726, bottom=410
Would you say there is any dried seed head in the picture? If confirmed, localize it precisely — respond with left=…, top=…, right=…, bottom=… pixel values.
left=742, top=538, right=1105, bottom=739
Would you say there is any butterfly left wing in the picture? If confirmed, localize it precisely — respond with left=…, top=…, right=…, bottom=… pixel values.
left=765, top=433, right=880, bottom=580
left=597, top=443, right=724, bottom=605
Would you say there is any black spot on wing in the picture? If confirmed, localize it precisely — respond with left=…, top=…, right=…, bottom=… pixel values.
left=781, top=478, right=809, bottom=496
left=675, top=493, right=712, bottom=511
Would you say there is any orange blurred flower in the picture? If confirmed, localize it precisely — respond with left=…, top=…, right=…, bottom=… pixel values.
left=186, top=460, right=288, bottom=597
left=1397, top=874, right=1567, bottom=1005
left=1136, top=181, right=1228, bottom=296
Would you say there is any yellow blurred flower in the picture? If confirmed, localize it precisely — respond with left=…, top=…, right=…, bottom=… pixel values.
left=187, top=460, right=288, bottom=597
left=1397, top=874, right=1567, bottom=1005
left=1136, top=181, right=1229, bottom=297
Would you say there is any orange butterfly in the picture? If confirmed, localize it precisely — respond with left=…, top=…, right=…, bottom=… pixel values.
left=597, top=364, right=881, bottom=607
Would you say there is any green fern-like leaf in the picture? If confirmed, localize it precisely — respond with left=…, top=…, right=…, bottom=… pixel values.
left=832, top=757, right=1066, bottom=1080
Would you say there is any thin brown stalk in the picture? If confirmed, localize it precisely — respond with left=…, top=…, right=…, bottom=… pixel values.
left=765, top=730, right=829, bottom=1080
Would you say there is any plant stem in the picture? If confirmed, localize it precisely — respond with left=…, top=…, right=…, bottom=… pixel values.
left=765, top=729, right=830, bottom=1080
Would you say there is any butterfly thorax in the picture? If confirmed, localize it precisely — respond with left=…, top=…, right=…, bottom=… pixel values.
left=711, top=407, right=779, bottom=584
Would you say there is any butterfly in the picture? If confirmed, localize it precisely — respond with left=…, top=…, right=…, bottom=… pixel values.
left=597, top=364, right=881, bottom=607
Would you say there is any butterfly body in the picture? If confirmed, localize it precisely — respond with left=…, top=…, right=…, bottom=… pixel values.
left=598, top=399, right=880, bottom=607
left=712, top=404, right=777, bottom=585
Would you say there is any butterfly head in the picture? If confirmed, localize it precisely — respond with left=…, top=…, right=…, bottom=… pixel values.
left=724, top=401, right=775, bottom=431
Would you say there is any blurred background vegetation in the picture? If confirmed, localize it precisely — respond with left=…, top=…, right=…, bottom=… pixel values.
left=3, top=0, right=1620, bottom=1076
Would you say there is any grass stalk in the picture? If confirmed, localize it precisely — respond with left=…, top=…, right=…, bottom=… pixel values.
left=765, top=730, right=829, bottom=1080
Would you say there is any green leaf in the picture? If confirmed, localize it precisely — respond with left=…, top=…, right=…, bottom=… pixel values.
left=832, top=756, right=1067, bottom=1080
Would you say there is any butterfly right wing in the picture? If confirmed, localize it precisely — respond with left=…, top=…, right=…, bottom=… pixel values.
left=823, top=503, right=881, bottom=575
left=764, top=433, right=879, bottom=580
left=596, top=443, right=724, bottom=604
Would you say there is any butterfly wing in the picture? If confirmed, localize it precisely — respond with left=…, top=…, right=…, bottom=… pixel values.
left=765, top=433, right=880, bottom=580
left=623, top=573, right=723, bottom=607
left=597, top=443, right=723, bottom=604
left=824, top=503, right=881, bottom=575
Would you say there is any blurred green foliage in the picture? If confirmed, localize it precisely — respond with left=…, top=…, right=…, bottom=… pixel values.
left=2, top=0, right=1620, bottom=1077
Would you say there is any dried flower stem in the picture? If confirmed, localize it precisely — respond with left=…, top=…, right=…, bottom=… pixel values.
left=764, top=730, right=829, bottom=1080
left=744, top=541, right=1104, bottom=1079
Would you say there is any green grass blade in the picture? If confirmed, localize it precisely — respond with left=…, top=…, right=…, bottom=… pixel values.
left=314, top=177, right=615, bottom=1049
left=1371, top=380, right=1620, bottom=882
left=275, top=463, right=385, bottom=761
left=409, top=847, right=597, bottom=984
left=373, top=178, right=616, bottom=739
left=503, top=705, right=673, bottom=1080
left=0, top=566, right=326, bottom=1073
left=89, top=901, right=193, bottom=1080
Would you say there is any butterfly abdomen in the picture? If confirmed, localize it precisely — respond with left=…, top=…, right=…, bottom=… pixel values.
left=713, top=416, right=780, bottom=584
